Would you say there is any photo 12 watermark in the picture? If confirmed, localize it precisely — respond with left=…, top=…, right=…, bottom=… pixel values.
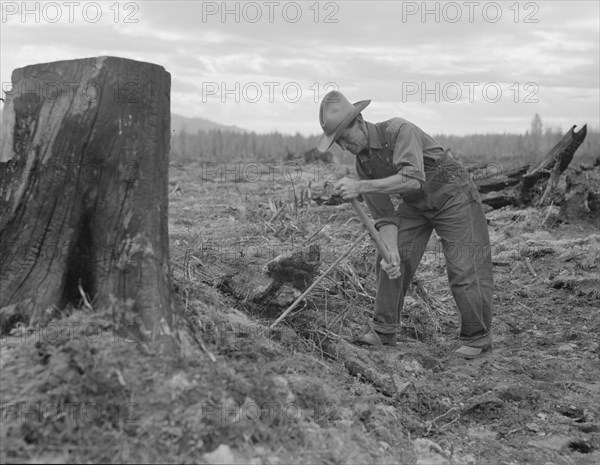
left=1, top=401, right=138, bottom=424
left=1, top=319, right=156, bottom=345
left=2, top=80, right=143, bottom=105
left=1, top=160, right=143, bottom=187
left=197, top=159, right=527, bottom=183
left=401, top=81, right=540, bottom=104
left=1, top=1, right=141, bottom=24
left=0, top=236, right=147, bottom=274
left=177, top=237, right=496, bottom=269
left=400, top=1, right=539, bottom=24
left=198, top=160, right=341, bottom=183
left=199, top=399, right=338, bottom=423
left=200, top=1, right=340, bottom=24
left=201, top=81, right=340, bottom=104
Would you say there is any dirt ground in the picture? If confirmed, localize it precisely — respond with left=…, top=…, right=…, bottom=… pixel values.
left=1, top=159, right=599, bottom=464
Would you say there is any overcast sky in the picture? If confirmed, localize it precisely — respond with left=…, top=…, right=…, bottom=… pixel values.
left=1, top=1, right=598, bottom=136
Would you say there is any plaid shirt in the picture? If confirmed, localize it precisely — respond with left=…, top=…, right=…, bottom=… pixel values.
left=355, top=118, right=445, bottom=229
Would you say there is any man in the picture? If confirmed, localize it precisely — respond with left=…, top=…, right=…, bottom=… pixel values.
left=317, top=91, right=493, bottom=358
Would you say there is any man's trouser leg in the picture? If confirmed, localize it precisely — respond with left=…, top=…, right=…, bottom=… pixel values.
left=372, top=203, right=432, bottom=335
left=429, top=182, right=493, bottom=340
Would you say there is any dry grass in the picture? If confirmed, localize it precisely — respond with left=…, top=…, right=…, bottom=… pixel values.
left=2, top=161, right=599, bottom=464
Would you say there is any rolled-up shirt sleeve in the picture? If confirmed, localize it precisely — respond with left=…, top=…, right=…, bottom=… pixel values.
left=387, top=120, right=426, bottom=185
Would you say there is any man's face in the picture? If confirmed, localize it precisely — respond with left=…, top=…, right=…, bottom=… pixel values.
left=336, top=119, right=367, bottom=154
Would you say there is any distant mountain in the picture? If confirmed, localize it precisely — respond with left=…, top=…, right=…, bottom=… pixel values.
left=171, top=113, right=246, bottom=134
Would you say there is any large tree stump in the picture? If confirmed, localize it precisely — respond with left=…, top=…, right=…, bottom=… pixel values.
left=0, top=57, right=174, bottom=344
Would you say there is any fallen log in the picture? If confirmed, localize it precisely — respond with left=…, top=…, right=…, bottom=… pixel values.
left=310, top=333, right=410, bottom=397
left=479, top=189, right=521, bottom=209
left=519, top=125, right=587, bottom=204
left=472, top=164, right=531, bottom=194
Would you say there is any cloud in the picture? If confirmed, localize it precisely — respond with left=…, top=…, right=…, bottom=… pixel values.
left=1, top=1, right=598, bottom=135
left=172, top=78, right=199, bottom=94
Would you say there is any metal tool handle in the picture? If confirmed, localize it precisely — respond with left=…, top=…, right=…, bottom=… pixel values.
left=350, top=198, right=392, bottom=264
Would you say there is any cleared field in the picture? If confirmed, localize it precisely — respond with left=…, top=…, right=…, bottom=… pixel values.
left=2, top=157, right=599, bottom=464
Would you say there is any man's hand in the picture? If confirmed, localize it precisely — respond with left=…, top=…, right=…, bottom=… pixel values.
left=379, top=224, right=401, bottom=279
left=381, top=252, right=401, bottom=280
left=334, top=177, right=362, bottom=200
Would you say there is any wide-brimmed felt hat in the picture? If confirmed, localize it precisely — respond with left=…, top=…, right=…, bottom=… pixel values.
left=317, top=91, right=370, bottom=153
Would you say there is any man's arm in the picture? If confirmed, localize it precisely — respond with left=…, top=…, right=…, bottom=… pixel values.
left=335, top=173, right=421, bottom=199
left=357, top=173, right=421, bottom=196
left=336, top=175, right=406, bottom=279
left=378, top=223, right=401, bottom=279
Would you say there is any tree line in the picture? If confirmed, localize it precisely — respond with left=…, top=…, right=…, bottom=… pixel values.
left=169, top=128, right=320, bottom=162
left=169, top=114, right=599, bottom=165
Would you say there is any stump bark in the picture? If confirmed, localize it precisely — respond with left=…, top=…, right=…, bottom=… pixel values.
left=0, top=57, right=174, bottom=343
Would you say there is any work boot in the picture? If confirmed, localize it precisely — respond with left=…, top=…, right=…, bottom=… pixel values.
left=355, top=330, right=397, bottom=347
left=455, top=332, right=493, bottom=359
